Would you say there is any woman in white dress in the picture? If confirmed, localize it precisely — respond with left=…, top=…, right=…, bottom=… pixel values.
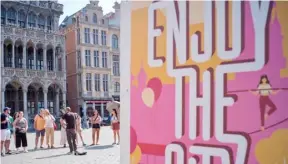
left=59, top=110, right=67, bottom=147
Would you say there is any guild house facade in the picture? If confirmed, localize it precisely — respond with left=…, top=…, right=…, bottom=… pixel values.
left=1, top=0, right=66, bottom=127
left=60, top=0, right=120, bottom=121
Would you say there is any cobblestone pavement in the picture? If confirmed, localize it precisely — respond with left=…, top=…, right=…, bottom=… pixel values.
left=1, top=127, right=120, bottom=164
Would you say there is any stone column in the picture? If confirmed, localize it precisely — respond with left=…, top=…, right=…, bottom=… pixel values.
left=12, top=43, right=15, bottom=68
left=92, top=103, right=95, bottom=110
left=81, top=48, right=85, bottom=68
left=23, top=88, right=28, bottom=120
left=33, top=47, right=36, bottom=69
left=91, top=50, right=94, bottom=67
left=62, top=92, right=66, bottom=109
left=53, top=47, right=56, bottom=71
left=82, top=73, right=86, bottom=93
left=15, top=90, right=19, bottom=111
left=2, top=89, right=5, bottom=110
left=91, top=74, right=95, bottom=95
left=82, top=101, right=88, bottom=128
left=101, top=103, right=104, bottom=118
left=55, top=91, right=59, bottom=116
left=100, top=74, right=104, bottom=97
left=1, top=42, right=4, bottom=67
left=44, top=16, right=47, bottom=31
left=44, top=88, right=48, bottom=109
left=62, top=50, right=66, bottom=72
left=43, top=47, right=47, bottom=70
left=35, top=89, right=39, bottom=114
left=23, top=44, right=26, bottom=69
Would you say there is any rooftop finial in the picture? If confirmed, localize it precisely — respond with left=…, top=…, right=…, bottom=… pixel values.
left=113, top=1, right=120, bottom=10
left=90, top=0, right=99, bottom=6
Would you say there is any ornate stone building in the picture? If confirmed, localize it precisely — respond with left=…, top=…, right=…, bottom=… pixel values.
left=1, top=1, right=66, bottom=125
left=60, top=0, right=120, bottom=121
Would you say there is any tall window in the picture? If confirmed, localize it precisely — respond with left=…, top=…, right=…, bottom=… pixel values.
left=77, top=28, right=80, bottom=44
left=101, top=30, right=106, bottom=45
left=77, top=50, right=81, bottom=68
left=114, top=82, right=120, bottom=92
left=38, top=14, right=45, bottom=29
left=15, top=46, right=23, bottom=68
left=93, top=13, right=97, bottom=23
left=7, top=8, right=16, bottom=24
left=47, top=16, right=52, bottom=30
left=47, top=50, right=53, bottom=71
left=113, top=55, right=120, bottom=76
left=85, top=50, right=91, bottom=67
left=112, top=34, right=118, bottom=49
left=102, top=52, right=107, bottom=68
left=85, top=16, right=88, bottom=22
left=94, top=50, right=99, bottom=67
left=28, top=12, right=36, bottom=27
left=36, top=49, right=43, bottom=70
left=18, top=10, right=26, bottom=28
left=4, top=44, right=13, bottom=67
left=93, top=29, right=98, bottom=44
left=86, top=73, right=92, bottom=91
left=102, top=74, right=108, bottom=92
left=27, top=47, right=34, bottom=69
left=94, top=74, right=100, bottom=91
left=1, top=6, right=5, bottom=25
left=84, top=28, right=90, bottom=43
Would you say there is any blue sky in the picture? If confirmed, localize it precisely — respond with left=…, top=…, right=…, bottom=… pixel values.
left=58, top=0, right=120, bottom=24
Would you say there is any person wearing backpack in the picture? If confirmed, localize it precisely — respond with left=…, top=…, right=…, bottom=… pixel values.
left=13, top=111, right=28, bottom=153
left=34, top=109, right=46, bottom=149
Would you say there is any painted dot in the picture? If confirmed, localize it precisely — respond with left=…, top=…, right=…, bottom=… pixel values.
left=141, top=87, right=155, bottom=108
left=147, top=77, right=162, bottom=101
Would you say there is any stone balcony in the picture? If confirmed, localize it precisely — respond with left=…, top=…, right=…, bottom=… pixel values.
left=18, top=0, right=63, bottom=13
left=2, top=67, right=65, bottom=81
left=1, top=25, right=65, bottom=45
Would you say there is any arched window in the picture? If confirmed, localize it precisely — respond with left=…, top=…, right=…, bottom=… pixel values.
left=93, top=13, right=97, bottom=23
left=85, top=16, right=88, bottom=22
left=72, top=18, right=76, bottom=24
left=114, top=82, right=120, bottom=92
left=18, top=10, right=26, bottom=28
left=38, top=14, right=45, bottom=29
left=7, top=8, right=16, bottom=24
left=112, top=34, right=118, bottom=49
left=28, top=12, right=36, bottom=27
left=1, top=6, right=6, bottom=24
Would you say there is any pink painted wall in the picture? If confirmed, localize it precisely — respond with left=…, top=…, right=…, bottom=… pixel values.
left=129, top=1, right=288, bottom=164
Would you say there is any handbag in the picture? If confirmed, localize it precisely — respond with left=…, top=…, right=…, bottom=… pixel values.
left=53, top=122, right=57, bottom=130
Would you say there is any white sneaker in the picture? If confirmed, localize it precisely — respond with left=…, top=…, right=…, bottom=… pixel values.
left=23, top=150, right=28, bottom=153
left=15, top=150, right=19, bottom=154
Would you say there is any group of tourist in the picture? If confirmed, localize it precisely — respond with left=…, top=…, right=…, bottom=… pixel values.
left=0, top=106, right=120, bottom=156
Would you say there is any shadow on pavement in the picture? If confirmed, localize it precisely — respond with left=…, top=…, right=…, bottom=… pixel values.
left=3, top=146, right=66, bottom=156
left=35, top=153, right=69, bottom=159
left=28, top=146, right=65, bottom=152
left=85, top=144, right=114, bottom=150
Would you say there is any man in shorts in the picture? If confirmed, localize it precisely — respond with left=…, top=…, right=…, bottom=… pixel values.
left=1, top=107, right=12, bottom=156
left=34, top=109, right=46, bottom=149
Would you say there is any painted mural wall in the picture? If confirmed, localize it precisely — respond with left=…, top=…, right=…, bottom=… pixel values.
left=127, top=1, right=288, bottom=164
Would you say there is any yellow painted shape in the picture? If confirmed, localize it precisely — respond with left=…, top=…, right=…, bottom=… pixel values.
left=275, top=2, right=288, bottom=77
left=255, top=129, right=288, bottom=164
left=130, top=145, right=142, bottom=164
